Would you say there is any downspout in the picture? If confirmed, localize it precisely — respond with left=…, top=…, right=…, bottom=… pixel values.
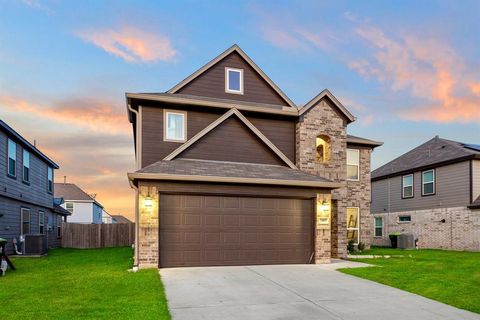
left=127, top=104, right=141, bottom=269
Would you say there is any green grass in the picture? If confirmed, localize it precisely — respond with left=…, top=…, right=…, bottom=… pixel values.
left=0, top=247, right=170, bottom=320
left=340, top=247, right=480, bottom=314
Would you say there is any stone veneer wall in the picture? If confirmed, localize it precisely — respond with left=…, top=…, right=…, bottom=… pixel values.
left=296, top=99, right=348, bottom=259
left=137, top=184, right=160, bottom=268
left=372, top=207, right=480, bottom=251
left=346, top=147, right=373, bottom=248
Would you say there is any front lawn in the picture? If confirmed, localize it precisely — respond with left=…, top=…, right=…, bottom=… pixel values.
left=340, top=247, right=480, bottom=314
left=0, top=247, right=170, bottom=320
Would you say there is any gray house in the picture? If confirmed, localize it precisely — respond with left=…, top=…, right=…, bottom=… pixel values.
left=0, top=120, right=70, bottom=254
left=371, top=136, right=480, bottom=251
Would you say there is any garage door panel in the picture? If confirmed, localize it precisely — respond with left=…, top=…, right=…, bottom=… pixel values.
left=160, top=194, right=313, bottom=267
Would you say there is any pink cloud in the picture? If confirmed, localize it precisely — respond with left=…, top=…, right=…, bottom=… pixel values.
left=0, top=95, right=129, bottom=134
left=77, top=26, right=176, bottom=63
left=351, top=26, right=480, bottom=123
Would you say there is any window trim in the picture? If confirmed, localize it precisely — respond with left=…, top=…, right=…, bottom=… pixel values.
left=163, top=109, right=187, bottom=142
left=421, top=169, right=436, bottom=196
left=346, top=148, right=360, bottom=181
left=225, top=67, right=244, bottom=94
left=47, top=166, right=53, bottom=194
left=398, top=215, right=412, bottom=224
left=39, top=211, right=45, bottom=234
left=374, top=216, right=383, bottom=238
left=401, top=174, right=414, bottom=199
left=7, top=138, right=16, bottom=178
left=21, top=207, right=31, bottom=235
left=346, top=207, right=360, bottom=245
left=22, top=149, right=30, bottom=184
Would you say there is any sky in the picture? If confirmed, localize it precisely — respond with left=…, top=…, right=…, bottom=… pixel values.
left=1, top=0, right=479, bottom=219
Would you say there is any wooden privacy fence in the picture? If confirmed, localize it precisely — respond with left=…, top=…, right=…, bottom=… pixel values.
left=61, top=223, right=135, bottom=249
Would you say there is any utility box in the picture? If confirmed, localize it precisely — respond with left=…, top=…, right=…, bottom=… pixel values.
left=398, top=233, right=415, bottom=249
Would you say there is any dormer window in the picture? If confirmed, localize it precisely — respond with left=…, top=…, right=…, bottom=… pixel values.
left=225, top=67, right=243, bottom=94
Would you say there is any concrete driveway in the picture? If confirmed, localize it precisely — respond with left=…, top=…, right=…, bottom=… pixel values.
left=160, top=261, right=479, bottom=320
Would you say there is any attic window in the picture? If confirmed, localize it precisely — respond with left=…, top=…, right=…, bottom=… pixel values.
left=225, top=67, right=243, bottom=94
left=316, top=135, right=331, bottom=163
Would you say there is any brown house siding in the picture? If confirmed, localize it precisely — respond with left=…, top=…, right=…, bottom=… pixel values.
left=178, top=116, right=286, bottom=166
left=177, top=52, right=290, bottom=106
left=141, top=105, right=296, bottom=167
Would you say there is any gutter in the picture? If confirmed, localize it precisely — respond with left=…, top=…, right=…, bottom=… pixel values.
left=128, top=172, right=343, bottom=189
left=128, top=179, right=140, bottom=270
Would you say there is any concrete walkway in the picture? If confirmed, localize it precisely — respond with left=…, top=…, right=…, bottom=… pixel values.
left=160, top=261, right=479, bottom=320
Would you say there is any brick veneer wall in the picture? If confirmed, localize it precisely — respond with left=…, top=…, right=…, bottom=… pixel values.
left=137, top=184, right=159, bottom=268
left=372, top=207, right=480, bottom=251
left=346, top=147, right=373, bottom=248
left=296, top=99, right=348, bottom=259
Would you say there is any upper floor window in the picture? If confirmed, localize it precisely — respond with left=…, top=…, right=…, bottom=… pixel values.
left=23, top=149, right=30, bottom=183
left=402, top=174, right=414, bottom=198
left=422, top=169, right=435, bottom=196
left=225, top=67, right=243, bottom=94
left=47, top=166, right=53, bottom=193
left=21, top=208, right=31, bottom=234
left=164, top=110, right=186, bottom=142
left=347, top=149, right=360, bottom=181
left=7, top=138, right=16, bottom=177
left=316, top=135, right=331, bottom=163
left=65, top=202, right=74, bottom=214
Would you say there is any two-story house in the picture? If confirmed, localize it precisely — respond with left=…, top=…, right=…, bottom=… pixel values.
left=0, top=120, right=70, bottom=254
left=126, top=45, right=382, bottom=268
left=54, top=183, right=104, bottom=224
left=371, top=136, right=480, bottom=251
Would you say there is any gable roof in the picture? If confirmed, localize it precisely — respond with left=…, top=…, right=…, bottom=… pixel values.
left=163, top=108, right=297, bottom=169
left=372, top=136, right=480, bottom=180
left=54, top=183, right=104, bottom=208
left=129, top=159, right=341, bottom=189
left=298, top=89, right=355, bottom=123
left=0, top=120, right=59, bottom=169
left=167, top=44, right=296, bottom=108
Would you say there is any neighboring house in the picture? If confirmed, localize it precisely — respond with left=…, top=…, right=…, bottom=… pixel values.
left=126, top=44, right=382, bottom=268
left=54, top=183, right=103, bottom=224
left=102, top=210, right=115, bottom=224
left=371, top=136, right=480, bottom=251
left=0, top=120, right=70, bottom=254
left=112, top=215, right=132, bottom=224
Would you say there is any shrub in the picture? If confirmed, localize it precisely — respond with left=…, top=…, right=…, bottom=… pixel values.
left=347, top=240, right=355, bottom=253
left=357, top=242, right=365, bottom=251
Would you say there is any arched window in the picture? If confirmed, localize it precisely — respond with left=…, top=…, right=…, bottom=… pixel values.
left=316, top=135, right=331, bottom=163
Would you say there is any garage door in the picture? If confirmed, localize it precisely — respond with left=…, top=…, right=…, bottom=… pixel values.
left=159, top=194, right=313, bottom=268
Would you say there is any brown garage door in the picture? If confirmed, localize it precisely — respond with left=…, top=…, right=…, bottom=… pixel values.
left=159, top=194, right=313, bottom=268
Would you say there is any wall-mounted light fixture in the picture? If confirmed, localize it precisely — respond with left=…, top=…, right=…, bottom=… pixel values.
left=317, top=198, right=331, bottom=226
left=144, top=196, right=153, bottom=208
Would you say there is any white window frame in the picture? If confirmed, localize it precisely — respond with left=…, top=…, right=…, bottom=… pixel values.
left=163, top=109, right=187, bottom=142
left=374, top=217, right=383, bottom=237
left=39, top=211, right=45, bottom=234
left=346, top=148, right=360, bottom=181
left=225, top=67, right=244, bottom=94
left=398, top=215, right=412, bottom=223
left=21, top=208, right=31, bottom=235
left=65, top=202, right=74, bottom=214
left=422, top=169, right=435, bottom=196
left=402, top=174, right=414, bottom=198
left=346, top=207, right=360, bottom=245
left=7, top=138, right=16, bottom=177
left=47, top=166, right=53, bottom=193
left=23, top=149, right=30, bottom=183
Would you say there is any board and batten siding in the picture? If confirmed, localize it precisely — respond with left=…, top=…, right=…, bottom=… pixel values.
left=176, top=51, right=290, bottom=106
left=371, top=161, right=471, bottom=213
left=140, top=105, right=295, bottom=168
left=0, top=130, right=54, bottom=209
left=472, top=159, right=480, bottom=202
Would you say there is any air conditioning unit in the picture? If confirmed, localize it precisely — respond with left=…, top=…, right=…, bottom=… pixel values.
left=23, top=234, right=47, bottom=256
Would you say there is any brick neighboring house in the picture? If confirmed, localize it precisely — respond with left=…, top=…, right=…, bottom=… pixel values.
left=371, top=136, right=480, bottom=251
left=126, top=44, right=382, bottom=268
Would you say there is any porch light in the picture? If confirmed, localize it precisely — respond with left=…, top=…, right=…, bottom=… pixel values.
left=320, top=200, right=330, bottom=212
left=144, top=196, right=153, bottom=208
